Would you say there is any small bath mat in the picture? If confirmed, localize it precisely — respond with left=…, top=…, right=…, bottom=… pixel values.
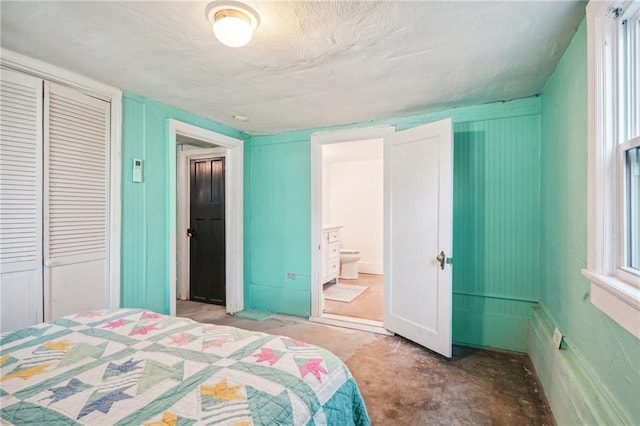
left=324, top=284, right=368, bottom=303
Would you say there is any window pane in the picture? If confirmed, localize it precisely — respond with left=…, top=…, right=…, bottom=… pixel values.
left=627, top=145, right=640, bottom=270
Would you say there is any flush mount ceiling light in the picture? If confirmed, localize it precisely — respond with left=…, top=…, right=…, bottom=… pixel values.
left=205, top=1, right=260, bottom=48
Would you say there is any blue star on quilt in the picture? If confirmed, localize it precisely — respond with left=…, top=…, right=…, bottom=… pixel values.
left=43, top=378, right=90, bottom=405
left=77, top=385, right=134, bottom=419
left=104, top=358, right=143, bottom=379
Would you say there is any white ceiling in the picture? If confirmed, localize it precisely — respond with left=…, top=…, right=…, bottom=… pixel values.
left=0, top=1, right=586, bottom=135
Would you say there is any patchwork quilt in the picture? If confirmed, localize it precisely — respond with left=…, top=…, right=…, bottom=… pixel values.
left=0, top=309, right=370, bottom=425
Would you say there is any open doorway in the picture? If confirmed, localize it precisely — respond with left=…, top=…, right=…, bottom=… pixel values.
left=169, top=119, right=243, bottom=317
left=311, top=120, right=454, bottom=355
left=178, top=144, right=226, bottom=305
left=321, top=140, right=384, bottom=321
left=310, top=125, right=395, bottom=334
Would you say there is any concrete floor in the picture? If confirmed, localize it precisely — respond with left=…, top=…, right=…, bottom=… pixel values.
left=177, top=300, right=554, bottom=425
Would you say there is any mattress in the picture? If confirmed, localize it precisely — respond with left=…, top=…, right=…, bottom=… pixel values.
left=0, top=308, right=370, bottom=425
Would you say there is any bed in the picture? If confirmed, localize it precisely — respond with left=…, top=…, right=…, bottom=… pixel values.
left=0, top=309, right=370, bottom=425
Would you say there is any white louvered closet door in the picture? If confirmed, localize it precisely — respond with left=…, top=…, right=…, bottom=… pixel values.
left=0, top=69, right=43, bottom=332
left=44, top=82, right=110, bottom=320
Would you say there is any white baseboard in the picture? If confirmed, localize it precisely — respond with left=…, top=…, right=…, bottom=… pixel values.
left=358, top=261, right=383, bottom=275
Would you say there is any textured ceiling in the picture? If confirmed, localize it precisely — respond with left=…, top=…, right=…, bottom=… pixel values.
left=0, top=1, right=586, bottom=135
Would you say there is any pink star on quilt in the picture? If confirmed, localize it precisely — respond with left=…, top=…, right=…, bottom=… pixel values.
left=142, top=312, right=161, bottom=319
left=254, top=348, right=279, bottom=365
left=104, top=318, right=126, bottom=329
left=169, top=332, right=190, bottom=346
left=75, top=311, right=105, bottom=319
left=203, top=338, right=233, bottom=349
left=129, top=323, right=159, bottom=336
left=299, top=358, right=328, bottom=382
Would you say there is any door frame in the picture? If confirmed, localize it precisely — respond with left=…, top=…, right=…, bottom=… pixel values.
left=0, top=48, right=122, bottom=315
left=177, top=148, right=226, bottom=301
left=169, top=119, right=243, bottom=316
left=309, top=124, right=395, bottom=323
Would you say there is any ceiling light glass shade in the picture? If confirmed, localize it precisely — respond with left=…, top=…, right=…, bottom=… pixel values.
left=205, top=1, right=260, bottom=48
left=213, top=11, right=253, bottom=47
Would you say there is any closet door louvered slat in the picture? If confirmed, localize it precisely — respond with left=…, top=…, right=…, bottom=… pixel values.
left=44, top=82, right=110, bottom=319
left=0, top=69, right=43, bottom=331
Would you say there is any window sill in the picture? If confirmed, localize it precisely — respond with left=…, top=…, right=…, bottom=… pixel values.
left=582, top=269, right=640, bottom=338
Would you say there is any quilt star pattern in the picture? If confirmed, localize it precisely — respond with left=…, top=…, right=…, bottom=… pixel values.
left=0, top=309, right=370, bottom=425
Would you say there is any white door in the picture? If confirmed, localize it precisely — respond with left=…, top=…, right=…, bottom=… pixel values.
left=383, top=118, right=453, bottom=358
left=0, top=69, right=44, bottom=332
left=44, top=82, right=110, bottom=319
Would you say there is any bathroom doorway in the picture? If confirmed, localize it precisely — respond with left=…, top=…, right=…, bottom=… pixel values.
left=310, top=125, right=395, bottom=333
left=321, top=140, right=383, bottom=321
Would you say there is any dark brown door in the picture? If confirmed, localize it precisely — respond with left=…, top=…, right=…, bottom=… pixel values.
left=189, top=157, right=225, bottom=305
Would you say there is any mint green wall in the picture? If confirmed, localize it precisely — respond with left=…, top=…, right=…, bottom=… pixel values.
left=453, top=116, right=540, bottom=351
left=120, top=93, right=242, bottom=314
left=245, top=99, right=541, bottom=351
left=244, top=137, right=312, bottom=316
left=539, top=20, right=640, bottom=422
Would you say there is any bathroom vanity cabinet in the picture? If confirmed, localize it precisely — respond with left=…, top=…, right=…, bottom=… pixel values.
left=321, top=226, right=341, bottom=284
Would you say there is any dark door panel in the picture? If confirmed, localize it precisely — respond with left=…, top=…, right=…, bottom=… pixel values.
left=190, top=157, right=225, bottom=305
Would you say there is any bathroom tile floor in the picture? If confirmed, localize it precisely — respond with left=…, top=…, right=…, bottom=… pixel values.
left=177, top=300, right=554, bottom=425
left=323, top=273, right=383, bottom=322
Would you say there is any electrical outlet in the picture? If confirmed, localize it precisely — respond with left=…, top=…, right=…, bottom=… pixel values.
left=286, top=273, right=296, bottom=280
left=552, top=327, right=563, bottom=349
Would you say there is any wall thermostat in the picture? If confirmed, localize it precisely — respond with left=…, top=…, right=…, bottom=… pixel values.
left=133, top=158, right=143, bottom=183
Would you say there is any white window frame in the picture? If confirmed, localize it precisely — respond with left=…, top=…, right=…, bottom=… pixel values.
left=583, top=0, right=640, bottom=338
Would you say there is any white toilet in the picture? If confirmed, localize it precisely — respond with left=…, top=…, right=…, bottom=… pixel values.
left=339, top=249, right=361, bottom=279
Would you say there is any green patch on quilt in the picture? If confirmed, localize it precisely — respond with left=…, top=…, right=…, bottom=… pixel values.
left=58, top=342, right=107, bottom=369
left=143, top=343, right=223, bottom=364
left=80, top=327, right=138, bottom=346
left=0, top=325, right=51, bottom=347
left=228, top=335, right=274, bottom=360
left=138, top=360, right=184, bottom=394
left=160, top=316, right=184, bottom=329
left=230, top=362, right=321, bottom=414
left=49, top=318, right=82, bottom=329
left=0, top=401, right=82, bottom=425
left=246, top=386, right=293, bottom=424
left=323, top=378, right=371, bottom=426
left=231, top=327, right=256, bottom=341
